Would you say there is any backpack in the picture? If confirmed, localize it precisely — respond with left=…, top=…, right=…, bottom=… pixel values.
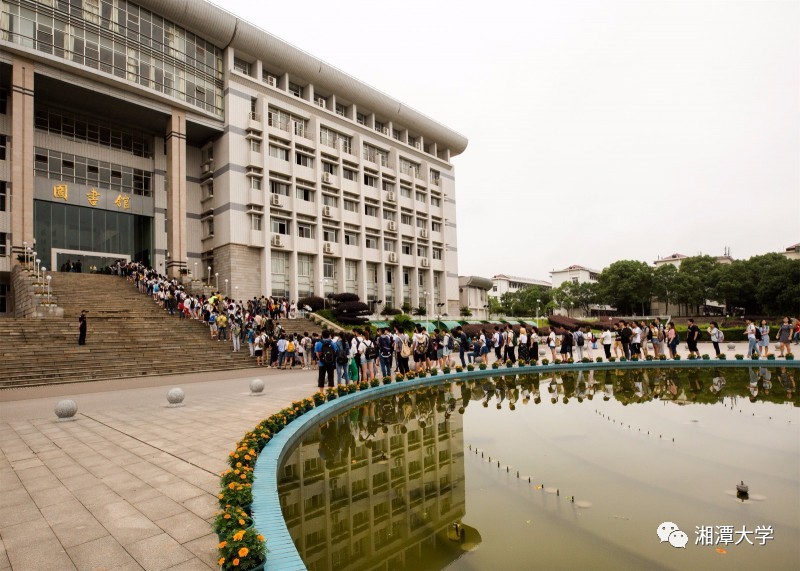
left=718, top=330, right=724, bottom=342
left=755, top=327, right=762, bottom=340
left=415, top=335, right=428, bottom=355
left=446, top=334, right=454, bottom=350
left=379, top=336, right=393, bottom=358
left=286, top=340, right=295, bottom=352
left=401, top=339, right=412, bottom=358
left=336, top=342, right=349, bottom=365
left=364, top=341, right=377, bottom=360
left=321, top=340, right=336, bottom=365
left=576, top=331, right=584, bottom=347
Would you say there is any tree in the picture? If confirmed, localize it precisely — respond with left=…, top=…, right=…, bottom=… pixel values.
left=459, top=306, right=473, bottom=317
left=673, top=255, right=719, bottom=313
left=412, top=306, right=427, bottom=317
left=652, top=264, right=679, bottom=314
left=297, top=296, right=324, bottom=312
left=333, top=299, right=371, bottom=325
left=596, top=260, right=653, bottom=315
left=748, top=254, right=800, bottom=315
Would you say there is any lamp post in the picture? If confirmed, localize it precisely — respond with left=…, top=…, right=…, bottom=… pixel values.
left=536, top=299, right=541, bottom=327
left=320, top=278, right=328, bottom=309
left=207, top=266, right=212, bottom=286
left=35, top=258, right=41, bottom=281
left=46, top=274, right=52, bottom=305
left=31, top=251, right=37, bottom=271
left=40, top=267, right=46, bottom=291
left=215, top=272, right=219, bottom=292
left=224, top=278, right=229, bottom=298
left=194, top=262, right=198, bottom=281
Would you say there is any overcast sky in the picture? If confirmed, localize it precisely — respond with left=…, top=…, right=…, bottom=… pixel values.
left=222, top=0, right=799, bottom=281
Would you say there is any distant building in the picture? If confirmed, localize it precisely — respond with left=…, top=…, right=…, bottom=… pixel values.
left=458, top=276, right=492, bottom=319
left=651, top=251, right=732, bottom=316
left=489, top=274, right=551, bottom=299
left=549, top=265, right=600, bottom=288
left=781, top=243, right=800, bottom=260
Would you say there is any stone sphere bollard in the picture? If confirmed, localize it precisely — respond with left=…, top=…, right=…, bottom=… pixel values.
left=166, top=387, right=185, bottom=407
left=249, top=378, right=265, bottom=396
left=539, top=348, right=547, bottom=357
left=54, top=399, right=78, bottom=421
left=727, top=343, right=736, bottom=351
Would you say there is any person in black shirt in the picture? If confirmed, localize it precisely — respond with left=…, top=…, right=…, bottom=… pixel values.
left=620, top=321, right=632, bottom=359
left=78, top=310, right=88, bottom=345
left=686, top=319, right=701, bottom=358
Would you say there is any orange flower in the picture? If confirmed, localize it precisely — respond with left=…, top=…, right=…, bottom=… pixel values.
left=228, top=482, right=235, bottom=489
left=223, top=514, right=231, bottom=519
left=240, top=474, right=246, bottom=479
left=238, top=547, right=249, bottom=557
left=218, top=493, right=224, bottom=499
left=218, top=541, right=227, bottom=549
left=233, top=558, right=240, bottom=566
left=257, top=534, right=264, bottom=541
left=236, top=462, right=242, bottom=467
left=244, top=455, right=251, bottom=461
left=218, top=557, right=225, bottom=565
left=238, top=519, right=245, bottom=525
left=233, top=530, right=245, bottom=541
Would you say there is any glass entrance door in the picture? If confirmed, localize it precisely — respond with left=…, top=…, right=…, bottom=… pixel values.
left=53, top=249, right=130, bottom=273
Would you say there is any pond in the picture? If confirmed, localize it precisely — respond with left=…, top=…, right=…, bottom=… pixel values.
left=276, top=366, right=799, bottom=570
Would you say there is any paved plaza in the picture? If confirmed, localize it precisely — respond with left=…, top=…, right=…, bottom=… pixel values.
left=0, top=340, right=785, bottom=570
left=0, top=368, right=315, bottom=571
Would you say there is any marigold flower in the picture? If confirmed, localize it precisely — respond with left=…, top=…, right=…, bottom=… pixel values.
left=233, top=559, right=240, bottom=566
left=238, top=519, right=245, bottom=525
left=233, top=530, right=245, bottom=541
left=218, top=557, right=225, bottom=565
left=240, top=474, right=246, bottom=479
left=244, top=455, right=251, bottom=461
left=228, top=482, right=235, bottom=489
left=218, top=541, right=227, bottom=549
left=257, top=534, right=265, bottom=541
left=224, top=514, right=231, bottom=519
left=218, top=493, right=224, bottom=499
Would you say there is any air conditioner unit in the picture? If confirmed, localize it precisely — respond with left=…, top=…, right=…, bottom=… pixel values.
left=202, top=164, right=210, bottom=173
left=270, top=194, right=283, bottom=207
left=382, top=127, right=389, bottom=135
left=388, top=252, right=397, bottom=263
left=414, top=142, right=421, bottom=149
left=271, top=234, right=283, bottom=247
left=419, top=229, right=429, bottom=239
left=387, top=221, right=397, bottom=232
left=420, top=258, right=429, bottom=268
left=323, top=242, right=333, bottom=254
left=316, top=97, right=326, bottom=108
left=266, top=75, right=276, bottom=87
left=322, top=206, right=331, bottom=217
left=322, top=172, right=331, bottom=184
left=386, top=191, right=396, bottom=202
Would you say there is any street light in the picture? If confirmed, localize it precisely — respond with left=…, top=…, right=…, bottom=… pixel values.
left=215, top=272, right=219, bottom=292
left=194, top=262, right=198, bottom=280
left=35, top=258, right=41, bottom=281
left=536, top=299, right=541, bottom=327
left=224, top=278, right=229, bottom=297
left=207, top=266, right=211, bottom=286
left=320, top=278, right=328, bottom=309
left=46, top=274, right=52, bottom=305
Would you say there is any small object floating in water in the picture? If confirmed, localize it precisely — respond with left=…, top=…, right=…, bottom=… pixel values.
left=736, top=481, right=749, bottom=494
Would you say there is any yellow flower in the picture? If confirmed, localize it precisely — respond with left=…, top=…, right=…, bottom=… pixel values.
left=233, top=530, right=245, bottom=541
left=240, top=474, right=246, bottom=480
left=223, top=514, right=231, bottom=519
left=218, top=557, right=225, bottom=565
left=236, top=462, right=242, bottom=467
left=257, top=534, right=264, bottom=541
left=238, top=519, right=245, bottom=525
left=228, top=482, right=235, bottom=489
left=218, top=541, right=227, bottom=549
left=238, top=547, right=249, bottom=557
left=244, top=455, right=251, bottom=461
left=233, top=558, right=240, bottom=566
left=218, top=493, right=224, bottom=500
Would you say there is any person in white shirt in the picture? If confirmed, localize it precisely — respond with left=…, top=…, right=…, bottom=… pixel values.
left=745, top=319, right=757, bottom=358
left=601, top=327, right=613, bottom=359
left=631, top=324, right=642, bottom=357
left=518, top=327, right=529, bottom=362
left=547, top=328, right=558, bottom=362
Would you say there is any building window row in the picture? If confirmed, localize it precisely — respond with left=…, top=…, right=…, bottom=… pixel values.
left=1, top=0, right=224, bottom=116
left=34, top=147, right=153, bottom=196
left=35, top=106, right=152, bottom=158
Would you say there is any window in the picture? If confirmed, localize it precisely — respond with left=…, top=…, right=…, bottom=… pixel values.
left=432, top=221, right=442, bottom=232
left=343, top=199, right=358, bottom=213
left=270, top=179, right=290, bottom=196
left=382, top=210, right=396, bottom=222
left=343, top=168, right=357, bottom=181
left=375, top=120, right=385, bottom=133
left=400, top=185, right=412, bottom=198
left=392, top=129, right=402, bottom=141
left=0, top=232, right=6, bottom=256
left=432, top=247, right=442, bottom=260
left=203, top=217, right=215, bottom=237
left=402, top=242, right=412, bottom=255
left=296, top=187, right=315, bottom=202
left=322, top=194, right=339, bottom=207
left=323, top=228, right=339, bottom=242
left=269, top=145, right=289, bottom=161
left=0, top=135, right=6, bottom=160
left=416, top=218, right=427, bottom=229
left=384, top=239, right=395, bottom=252
left=295, top=152, right=313, bottom=168
left=298, top=223, right=314, bottom=239
left=322, top=161, right=337, bottom=175
left=382, top=181, right=394, bottom=192
left=250, top=214, right=262, bottom=231
left=250, top=140, right=261, bottom=152
left=364, top=204, right=378, bottom=217
left=0, top=181, right=7, bottom=211
left=289, top=82, right=304, bottom=98
left=249, top=177, right=262, bottom=190
left=344, top=231, right=359, bottom=246
left=233, top=57, right=250, bottom=75
left=364, top=173, right=377, bottom=187
left=416, top=192, right=426, bottom=203
left=335, top=103, right=346, bottom=117
left=365, top=236, right=378, bottom=249
left=400, top=158, right=419, bottom=177
left=430, top=169, right=441, bottom=185
left=417, top=245, right=428, bottom=257
left=356, top=112, right=367, bottom=125
left=401, top=213, right=413, bottom=225
left=271, top=218, right=290, bottom=234
left=408, top=135, right=417, bottom=147
left=431, top=196, right=441, bottom=208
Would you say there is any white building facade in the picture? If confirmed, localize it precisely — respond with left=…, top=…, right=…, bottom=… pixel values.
left=0, top=0, right=467, bottom=315
left=549, top=265, right=599, bottom=288
left=489, top=274, right=551, bottom=299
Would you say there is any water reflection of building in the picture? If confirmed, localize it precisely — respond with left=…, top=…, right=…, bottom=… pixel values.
left=278, top=396, right=469, bottom=570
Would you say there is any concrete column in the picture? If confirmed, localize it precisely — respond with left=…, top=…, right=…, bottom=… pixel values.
left=10, top=57, right=35, bottom=259
left=165, top=111, right=187, bottom=277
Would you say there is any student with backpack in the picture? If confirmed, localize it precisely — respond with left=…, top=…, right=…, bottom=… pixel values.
left=441, top=330, right=453, bottom=368
left=395, top=327, right=411, bottom=375
left=707, top=321, right=723, bottom=357
left=377, top=328, right=394, bottom=378
left=667, top=322, right=679, bottom=358
left=412, top=325, right=429, bottom=373
left=457, top=327, right=470, bottom=367
left=315, top=329, right=336, bottom=391
left=335, top=333, right=351, bottom=384
left=360, top=330, right=377, bottom=382
left=574, top=327, right=585, bottom=361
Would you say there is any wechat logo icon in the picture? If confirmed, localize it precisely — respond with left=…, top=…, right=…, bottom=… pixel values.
left=657, top=522, right=689, bottom=548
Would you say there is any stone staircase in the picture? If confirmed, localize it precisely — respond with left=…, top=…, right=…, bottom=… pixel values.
left=0, top=273, right=323, bottom=389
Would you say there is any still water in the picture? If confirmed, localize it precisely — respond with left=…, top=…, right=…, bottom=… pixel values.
left=277, top=367, right=799, bottom=570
